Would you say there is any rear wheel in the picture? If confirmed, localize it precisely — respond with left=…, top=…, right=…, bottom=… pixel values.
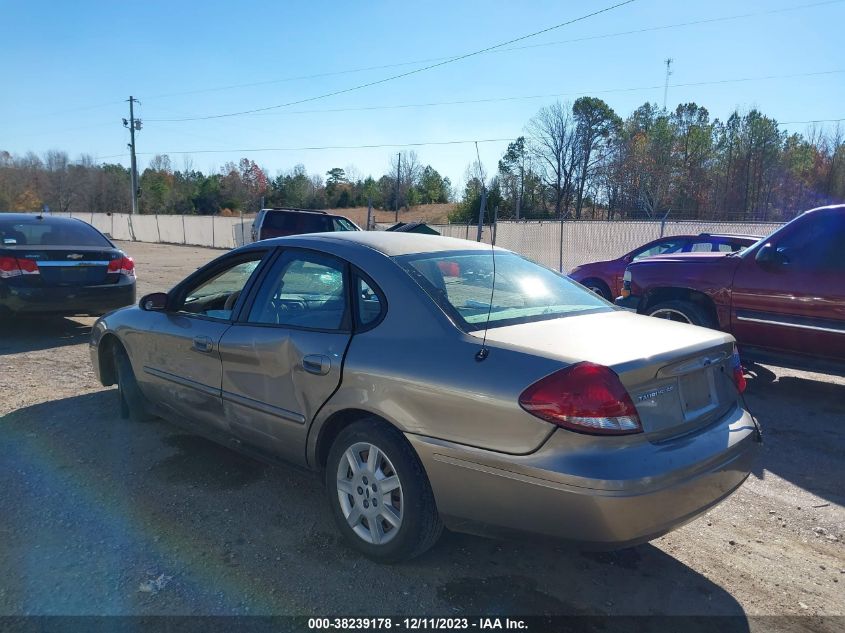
left=326, top=418, right=442, bottom=562
left=113, top=345, right=155, bottom=422
left=646, top=299, right=717, bottom=328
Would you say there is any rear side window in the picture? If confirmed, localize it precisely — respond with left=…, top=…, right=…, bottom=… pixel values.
left=262, top=213, right=331, bottom=234
left=356, top=276, right=384, bottom=327
left=0, top=219, right=110, bottom=247
left=332, top=218, right=358, bottom=232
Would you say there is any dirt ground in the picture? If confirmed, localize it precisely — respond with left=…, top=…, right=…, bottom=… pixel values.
left=0, top=241, right=842, bottom=626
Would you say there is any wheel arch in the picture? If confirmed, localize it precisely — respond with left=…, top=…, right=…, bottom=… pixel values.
left=96, top=332, right=124, bottom=386
left=641, top=287, right=721, bottom=327
left=311, top=408, right=407, bottom=472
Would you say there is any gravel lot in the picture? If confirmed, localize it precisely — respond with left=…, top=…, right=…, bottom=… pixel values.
left=0, top=241, right=842, bottom=626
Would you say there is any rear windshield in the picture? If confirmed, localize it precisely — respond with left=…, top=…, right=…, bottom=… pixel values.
left=396, top=250, right=613, bottom=331
left=0, top=217, right=111, bottom=247
left=263, top=212, right=332, bottom=233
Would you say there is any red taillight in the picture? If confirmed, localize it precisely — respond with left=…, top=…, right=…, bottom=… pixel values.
left=0, top=256, right=39, bottom=278
left=731, top=345, right=747, bottom=394
left=519, top=362, right=642, bottom=435
left=108, top=256, right=135, bottom=277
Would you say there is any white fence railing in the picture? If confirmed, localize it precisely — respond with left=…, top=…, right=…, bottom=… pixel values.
left=41, top=211, right=252, bottom=249
left=35, top=212, right=783, bottom=273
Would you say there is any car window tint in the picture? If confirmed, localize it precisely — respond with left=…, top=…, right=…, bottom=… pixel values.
left=0, top=219, right=110, bottom=247
left=397, top=250, right=611, bottom=331
left=248, top=251, right=348, bottom=329
left=631, top=239, right=686, bottom=261
left=180, top=257, right=263, bottom=320
left=263, top=213, right=331, bottom=233
left=776, top=213, right=845, bottom=271
left=715, top=242, right=736, bottom=252
left=357, top=276, right=383, bottom=327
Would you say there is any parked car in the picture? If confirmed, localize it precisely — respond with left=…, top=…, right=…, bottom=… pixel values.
left=0, top=213, right=135, bottom=318
left=90, top=232, right=759, bottom=561
left=251, top=208, right=360, bottom=242
left=569, top=233, right=759, bottom=299
left=617, top=205, right=845, bottom=374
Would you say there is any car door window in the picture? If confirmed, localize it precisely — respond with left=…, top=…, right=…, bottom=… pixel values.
left=631, top=238, right=687, bottom=261
left=775, top=213, right=845, bottom=271
left=356, top=276, right=384, bottom=327
left=247, top=251, right=349, bottom=330
left=178, top=256, right=264, bottom=320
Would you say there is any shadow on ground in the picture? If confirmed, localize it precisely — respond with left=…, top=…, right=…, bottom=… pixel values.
left=0, top=390, right=750, bottom=619
left=0, top=316, right=92, bottom=355
left=744, top=368, right=845, bottom=505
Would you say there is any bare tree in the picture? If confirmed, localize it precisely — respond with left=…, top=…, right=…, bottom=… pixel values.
left=526, top=101, right=578, bottom=217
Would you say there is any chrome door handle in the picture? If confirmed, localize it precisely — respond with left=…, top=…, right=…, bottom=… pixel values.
left=302, top=354, right=331, bottom=375
left=192, top=336, right=213, bottom=353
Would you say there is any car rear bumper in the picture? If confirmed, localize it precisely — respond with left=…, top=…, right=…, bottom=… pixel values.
left=0, top=278, right=136, bottom=316
left=408, top=404, right=760, bottom=548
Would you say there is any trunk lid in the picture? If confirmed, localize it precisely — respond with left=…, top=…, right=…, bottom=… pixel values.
left=477, top=310, right=739, bottom=440
left=2, top=246, right=120, bottom=287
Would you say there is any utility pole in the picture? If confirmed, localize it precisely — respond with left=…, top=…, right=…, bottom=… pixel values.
left=123, top=96, right=142, bottom=215
left=662, top=58, right=673, bottom=111
left=394, top=152, right=401, bottom=223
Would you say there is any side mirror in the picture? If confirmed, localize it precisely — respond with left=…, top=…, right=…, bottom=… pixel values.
left=622, top=254, right=633, bottom=263
left=139, top=292, right=168, bottom=311
left=755, top=243, right=788, bottom=266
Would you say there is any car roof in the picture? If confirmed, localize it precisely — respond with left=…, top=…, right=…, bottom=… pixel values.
left=0, top=213, right=89, bottom=226
left=247, top=231, right=499, bottom=257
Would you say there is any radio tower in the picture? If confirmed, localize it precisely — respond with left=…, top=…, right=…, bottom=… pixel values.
left=663, top=58, right=673, bottom=111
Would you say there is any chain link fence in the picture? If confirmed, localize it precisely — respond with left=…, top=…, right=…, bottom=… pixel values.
left=27, top=211, right=784, bottom=273
left=427, top=219, right=783, bottom=272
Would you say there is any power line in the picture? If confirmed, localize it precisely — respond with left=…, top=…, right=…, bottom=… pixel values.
left=139, top=0, right=843, bottom=104
left=778, top=117, right=845, bottom=125
left=144, top=69, right=845, bottom=122
left=141, top=0, right=637, bottom=122
left=93, top=137, right=516, bottom=161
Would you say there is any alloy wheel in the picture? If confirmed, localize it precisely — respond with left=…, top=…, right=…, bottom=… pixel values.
left=336, top=442, right=404, bottom=545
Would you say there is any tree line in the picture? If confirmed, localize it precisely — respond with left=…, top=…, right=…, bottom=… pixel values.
left=0, top=150, right=452, bottom=216
left=2, top=96, right=843, bottom=222
left=452, top=97, right=845, bottom=223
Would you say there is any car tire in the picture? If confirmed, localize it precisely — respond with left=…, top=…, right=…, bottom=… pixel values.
left=326, top=418, right=443, bottom=563
left=581, top=278, right=612, bottom=300
left=646, top=299, right=717, bottom=328
left=113, top=345, right=155, bottom=423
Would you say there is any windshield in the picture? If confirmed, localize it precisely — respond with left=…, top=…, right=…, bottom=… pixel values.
left=396, top=250, right=613, bottom=331
left=0, top=218, right=111, bottom=247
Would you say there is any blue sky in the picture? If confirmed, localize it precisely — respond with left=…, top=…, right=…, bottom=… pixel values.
left=2, top=0, right=843, bottom=188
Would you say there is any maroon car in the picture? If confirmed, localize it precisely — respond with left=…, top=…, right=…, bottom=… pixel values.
left=569, top=233, right=758, bottom=299
left=616, top=205, right=845, bottom=374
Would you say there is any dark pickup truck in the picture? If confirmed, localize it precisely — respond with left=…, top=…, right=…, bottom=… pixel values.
left=616, top=205, right=845, bottom=374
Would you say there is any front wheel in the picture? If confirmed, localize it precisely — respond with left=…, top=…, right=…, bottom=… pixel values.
left=646, top=299, right=717, bottom=328
left=326, top=419, right=443, bottom=562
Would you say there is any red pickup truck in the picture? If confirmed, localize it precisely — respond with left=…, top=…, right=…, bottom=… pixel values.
left=616, top=205, right=845, bottom=374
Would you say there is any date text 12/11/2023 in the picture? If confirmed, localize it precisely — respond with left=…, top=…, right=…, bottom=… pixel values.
left=307, top=617, right=529, bottom=630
